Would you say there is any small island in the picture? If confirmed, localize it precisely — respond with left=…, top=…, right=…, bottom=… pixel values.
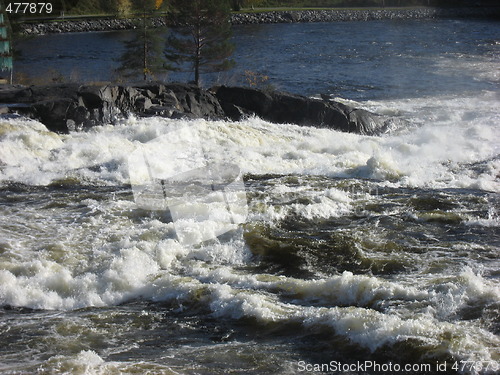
left=0, top=82, right=403, bottom=135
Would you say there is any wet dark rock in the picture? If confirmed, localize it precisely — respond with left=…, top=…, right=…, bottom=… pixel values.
left=144, top=105, right=175, bottom=117
left=165, top=83, right=225, bottom=119
left=0, top=85, right=33, bottom=103
left=0, top=83, right=223, bottom=133
left=215, top=86, right=397, bottom=135
left=31, top=98, right=79, bottom=133
left=0, top=83, right=401, bottom=135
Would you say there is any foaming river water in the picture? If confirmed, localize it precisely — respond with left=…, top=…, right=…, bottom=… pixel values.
left=1, top=18, right=499, bottom=374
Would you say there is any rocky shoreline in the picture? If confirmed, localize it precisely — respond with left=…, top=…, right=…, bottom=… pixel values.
left=0, top=83, right=404, bottom=135
left=18, top=7, right=500, bottom=35
left=231, top=7, right=500, bottom=24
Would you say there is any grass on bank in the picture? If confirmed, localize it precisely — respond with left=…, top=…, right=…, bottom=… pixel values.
left=10, top=0, right=459, bottom=22
left=61, top=0, right=439, bottom=15
left=238, top=6, right=428, bottom=12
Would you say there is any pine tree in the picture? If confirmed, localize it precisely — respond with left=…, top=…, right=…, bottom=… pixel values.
left=165, top=0, right=235, bottom=87
left=115, top=0, right=168, bottom=81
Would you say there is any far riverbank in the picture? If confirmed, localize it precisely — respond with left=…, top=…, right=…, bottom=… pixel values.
left=17, top=7, right=500, bottom=35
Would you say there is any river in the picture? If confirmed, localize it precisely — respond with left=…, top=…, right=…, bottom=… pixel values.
left=1, top=18, right=499, bottom=374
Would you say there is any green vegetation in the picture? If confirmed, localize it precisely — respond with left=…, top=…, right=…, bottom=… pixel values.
left=2, top=0, right=168, bottom=18
left=115, top=1, right=169, bottom=81
left=236, top=1, right=488, bottom=11
left=65, top=1, right=494, bottom=15
left=165, top=0, right=235, bottom=87
left=5, top=0, right=483, bottom=19
left=67, top=0, right=168, bottom=16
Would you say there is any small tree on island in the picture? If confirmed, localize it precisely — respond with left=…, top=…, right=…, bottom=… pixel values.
left=165, top=0, right=235, bottom=87
left=115, top=0, right=169, bottom=81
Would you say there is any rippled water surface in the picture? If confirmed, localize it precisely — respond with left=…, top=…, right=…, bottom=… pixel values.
left=14, top=19, right=500, bottom=98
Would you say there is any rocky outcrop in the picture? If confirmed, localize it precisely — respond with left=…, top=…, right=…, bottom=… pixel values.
left=0, top=83, right=401, bottom=135
left=230, top=7, right=500, bottom=25
left=215, top=86, right=398, bottom=135
left=0, top=83, right=225, bottom=133
left=19, top=17, right=167, bottom=35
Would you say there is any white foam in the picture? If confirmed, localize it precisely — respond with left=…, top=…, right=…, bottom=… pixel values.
left=40, top=350, right=178, bottom=375
left=434, top=53, right=500, bottom=83
left=182, top=273, right=500, bottom=366
left=1, top=90, right=499, bottom=371
left=247, top=185, right=354, bottom=223
left=1, top=90, right=498, bottom=191
left=1, top=205, right=498, bottom=367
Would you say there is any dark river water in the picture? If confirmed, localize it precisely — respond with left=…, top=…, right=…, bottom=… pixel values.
left=14, top=19, right=499, bottom=98
left=1, top=18, right=499, bottom=374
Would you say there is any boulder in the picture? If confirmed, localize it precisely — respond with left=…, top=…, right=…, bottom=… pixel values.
left=0, top=83, right=401, bottom=135
left=32, top=98, right=79, bottom=133
left=0, top=85, right=33, bottom=103
left=165, top=83, right=224, bottom=119
left=215, top=86, right=397, bottom=135
left=30, top=83, right=80, bottom=101
left=0, top=83, right=225, bottom=133
left=78, top=85, right=127, bottom=128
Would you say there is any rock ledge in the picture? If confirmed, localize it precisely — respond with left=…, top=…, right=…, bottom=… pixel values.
left=0, top=83, right=402, bottom=135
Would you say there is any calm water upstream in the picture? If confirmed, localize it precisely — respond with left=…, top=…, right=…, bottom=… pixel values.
left=1, top=19, right=499, bottom=374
